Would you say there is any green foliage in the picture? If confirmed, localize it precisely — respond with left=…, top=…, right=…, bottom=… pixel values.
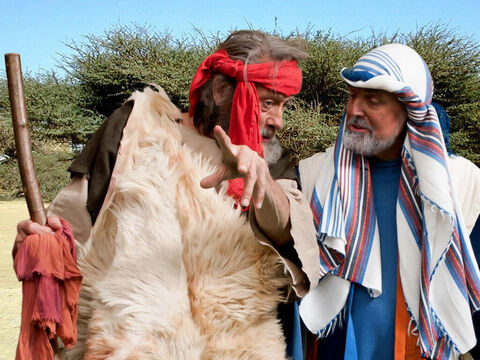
left=405, top=24, right=480, bottom=107
left=0, top=115, right=15, bottom=157
left=60, top=25, right=215, bottom=116
left=401, top=24, right=480, bottom=163
left=448, top=103, right=480, bottom=162
left=278, top=100, right=338, bottom=165
left=0, top=145, right=73, bottom=201
left=298, top=31, right=365, bottom=118
left=0, top=73, right=103, bottom=148
left=0, top=74, right=80, bottom=200
left=0, top=23, right=479, bottom=201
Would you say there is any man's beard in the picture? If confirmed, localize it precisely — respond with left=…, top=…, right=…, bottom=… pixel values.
left=221, top=115, right=283, bottom=166
left=263, top=136, right=282, bottom=166
left=342, top=116, right=399, bottom=156
left=261, top=127, right=282, bottom=166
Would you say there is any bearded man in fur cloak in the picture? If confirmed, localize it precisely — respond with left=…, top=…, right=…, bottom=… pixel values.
left=14, top=30, right=320, bottom=359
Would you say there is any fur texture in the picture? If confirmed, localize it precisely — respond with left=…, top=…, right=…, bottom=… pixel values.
left=66, top=87, right=289, bottom=359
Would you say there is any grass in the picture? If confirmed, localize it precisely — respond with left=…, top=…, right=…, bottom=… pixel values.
left=0, top=200, right=28, bottom=359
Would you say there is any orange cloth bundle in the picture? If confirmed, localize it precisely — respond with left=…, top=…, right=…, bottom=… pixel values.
left=13, top=218, right=82, bottom=360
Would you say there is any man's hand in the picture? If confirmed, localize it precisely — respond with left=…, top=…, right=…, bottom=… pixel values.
left=14, top=215, right=62, bottom=255
left=200, top=125, right=292, bottom=245
left=200, top=125, right=270, bottom=209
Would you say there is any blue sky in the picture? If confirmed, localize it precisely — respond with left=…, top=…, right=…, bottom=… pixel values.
left=1, top=0, right=479, bottom=76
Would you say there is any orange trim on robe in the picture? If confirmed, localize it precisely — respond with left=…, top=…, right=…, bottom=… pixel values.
left=306, top=269, right=425, bottom=360
left=306, top=331, right=319, bottom=360
left=394, top=269, right=423, bottom=360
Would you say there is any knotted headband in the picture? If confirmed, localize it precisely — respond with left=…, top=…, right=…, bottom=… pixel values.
left=188, top=49, right=302, bottom=202
left=300, top=44, right=480, bottom=359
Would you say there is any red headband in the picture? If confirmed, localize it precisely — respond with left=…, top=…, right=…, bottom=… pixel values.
left=188, top=49, right=302, bottom=204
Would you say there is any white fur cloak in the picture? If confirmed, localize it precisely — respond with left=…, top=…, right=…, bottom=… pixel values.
left=64, top=87, right=291, bottom=360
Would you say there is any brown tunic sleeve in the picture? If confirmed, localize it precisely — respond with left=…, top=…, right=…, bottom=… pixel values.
left=68, top=101, right=133, bottom=223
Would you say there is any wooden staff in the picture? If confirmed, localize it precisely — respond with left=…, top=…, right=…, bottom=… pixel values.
left=5, top=53, right=47, bottom=225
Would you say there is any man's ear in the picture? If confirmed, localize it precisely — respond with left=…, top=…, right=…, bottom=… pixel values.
left=211, top=75, right=223, bottom=106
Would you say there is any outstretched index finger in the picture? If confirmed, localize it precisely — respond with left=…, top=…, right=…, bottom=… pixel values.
left=213, top=125, right=233, bottom=152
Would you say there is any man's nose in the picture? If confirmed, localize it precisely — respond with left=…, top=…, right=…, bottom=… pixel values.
left=348, top=97, right=365, bottom=116
left=268, top=106, right=284, bottom=130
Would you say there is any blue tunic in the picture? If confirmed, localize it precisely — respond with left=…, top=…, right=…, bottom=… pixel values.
left=278, top=301, right=303, bottom=360
left=350, top=158, right=402, bottom=359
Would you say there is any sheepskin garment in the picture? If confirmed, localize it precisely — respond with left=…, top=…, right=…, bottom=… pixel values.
left=64, top=86, right=290, bottom=360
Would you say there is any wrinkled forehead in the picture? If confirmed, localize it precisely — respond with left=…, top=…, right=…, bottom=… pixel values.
left=347, top=85, right=404, bottom=104
left=347, top=85, right=393, bottom=96
left=346, top=85, right=407, bottom=115
left=255, top=84, right=291, bottom=101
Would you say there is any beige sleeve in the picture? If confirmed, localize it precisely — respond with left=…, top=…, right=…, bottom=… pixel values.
left=448, top=155, right=480, bottom=234
left=249, top=178, right=319, bottom=298
left=46, top=175, right=92, bottom=245
left=298, top=150, right=331, bottom=203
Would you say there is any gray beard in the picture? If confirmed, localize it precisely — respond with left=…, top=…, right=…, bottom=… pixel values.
left=342, top=117, right=398, bottom=156
left=263, top=136, right=282, bottom=166
left=222, top=119, right=282, bottom=166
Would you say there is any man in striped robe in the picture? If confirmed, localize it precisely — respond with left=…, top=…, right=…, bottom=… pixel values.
left=298, top=44, right=480, bottom=360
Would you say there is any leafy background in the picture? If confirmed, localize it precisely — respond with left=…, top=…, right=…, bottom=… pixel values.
left=1, top=23, right=479, bottom=200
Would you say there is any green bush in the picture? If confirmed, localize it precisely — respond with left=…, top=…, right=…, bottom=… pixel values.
left=0, top=23, right=479, bottom=201
left=279, top=100, right=338, bottom=164
left=60, top=25, right=214, bottom=116
left=0, top=115, right=15, bottom=157
left=0, top=76, right=78, bottom=200
left=402, top=24, right=480, bottom=162
left=404, top=24, right=480, bottom=108
left=0, top=74, right=103, bottom=147
left=448, top=103, right=480, bottom=163
left=298, top=31, right=365, bottom=118
left=56, top=23, right=479, bottom=166
left=0, top=146, right=73, bottom=201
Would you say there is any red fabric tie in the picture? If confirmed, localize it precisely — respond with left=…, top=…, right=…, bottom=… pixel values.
left=14, top=218, right=82, bottom=360
left=189, top=50, right=302, bottom=203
